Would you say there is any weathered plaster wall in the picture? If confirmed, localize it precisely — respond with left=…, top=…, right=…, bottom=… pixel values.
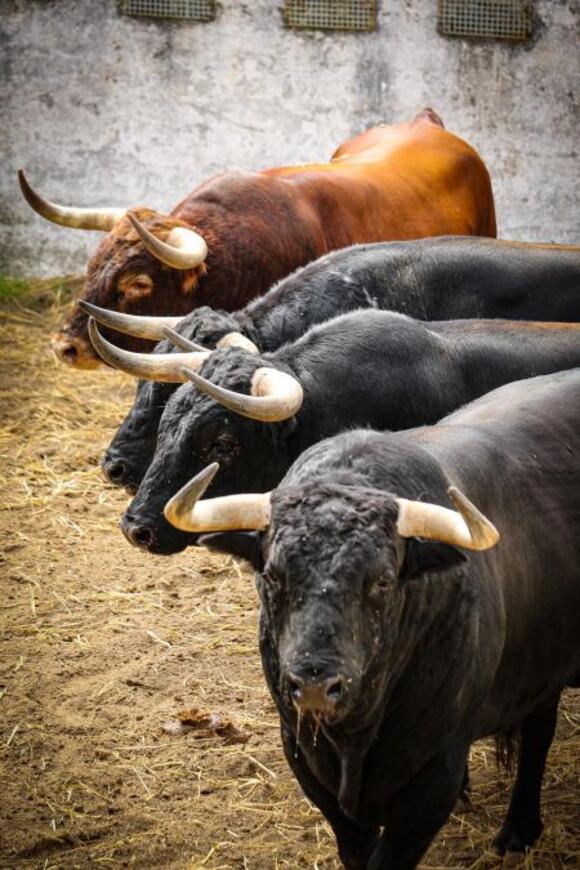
left=1, top=0, right=578, bottom=276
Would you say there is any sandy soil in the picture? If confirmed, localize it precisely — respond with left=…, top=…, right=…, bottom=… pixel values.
left=0, top=291, right=578, bottom=869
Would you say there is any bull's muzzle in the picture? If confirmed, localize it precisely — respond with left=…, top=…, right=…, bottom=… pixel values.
left=50, top=332, right=102, bottom=370
left=120, top=514, right=157, bottom=551
left=101, top=455, right=139, bottom=494
left=120, top=508, right=194, bottom=555
left=285, top=671, right=347, bottom=717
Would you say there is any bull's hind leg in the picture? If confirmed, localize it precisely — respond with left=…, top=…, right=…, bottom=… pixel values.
left=493, top=693, right=560, bottom=857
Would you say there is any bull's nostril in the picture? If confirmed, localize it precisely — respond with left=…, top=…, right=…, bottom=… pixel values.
left=133, top=526, right=154, bottom=547
left=287, top=675, right=303, bottom=702
left=104, top=461, right=126, bottom=482
left=325, top=678, right=343, bottom=702
left=121, top=517, right=155, bottom=550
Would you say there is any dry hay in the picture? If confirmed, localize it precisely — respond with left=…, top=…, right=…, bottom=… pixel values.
left=0, top=284, right=578, bottom=869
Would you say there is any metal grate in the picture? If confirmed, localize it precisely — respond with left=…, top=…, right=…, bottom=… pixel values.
left=118, top=0, right=216, bottom=22
left=438, top=0, right=532, bottom=41
left=283, top=1, right=376, bottom=32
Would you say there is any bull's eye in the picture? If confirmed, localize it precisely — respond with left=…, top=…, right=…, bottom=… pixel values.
left=118, top=273, right=154, bottom=301
left=206, top=432, right=241, bottom=466
left=112, top=290, right=124, bottom=305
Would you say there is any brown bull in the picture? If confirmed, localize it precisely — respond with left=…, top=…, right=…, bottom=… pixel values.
left=19, top=109, right=496, bottom=369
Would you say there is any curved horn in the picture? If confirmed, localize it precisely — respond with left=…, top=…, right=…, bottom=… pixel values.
left=217, top=332, right=259, bottom=354
left=18, top=170, right=125, bottom=231
left=166, top=325, right=257, bottom=353
left=88, top=318, right=209, bottom=381
left=164, top=463, right=271, bottom=533
left=162, top=326, right=209, bottom=353
left=79, top=300, right=183, bottom=340
left=128, top=213, right=207, bottom=270
left=181, top=365, right=303, bottom=422
left=396, top=486, right=499, bottom=551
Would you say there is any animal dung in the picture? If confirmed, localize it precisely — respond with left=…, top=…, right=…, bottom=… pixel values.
left=162, top=707, right=250, bottom=745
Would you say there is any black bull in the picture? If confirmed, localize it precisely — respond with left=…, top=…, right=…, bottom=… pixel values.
left=98, top=237, right=580, bottom=492
left=119, top=310, right=580, bottom=554
left=195, top=369, right=580, bottom=869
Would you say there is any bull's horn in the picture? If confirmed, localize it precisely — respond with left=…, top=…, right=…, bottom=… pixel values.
left=128, top=213, right=207, bottom=270
left=396, top=486, right=500, bottom=551
left=18, top=170, right=125, bottom=231
left=162, top=327, right=209, bottom=353
left=164, top=463, right=271, bottom=533
left=181, top=365, right=303, bottom=422
left=79, top=300, right=183, bottom=340
left=162, top=325, right=256, bottom=354
left=217, top=332, right=259, bottom=354
left=88, top=318, right=209, bottom=381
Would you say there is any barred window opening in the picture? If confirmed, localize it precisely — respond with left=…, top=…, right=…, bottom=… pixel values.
left=283, top=1, right=377, bottom=33
left=438, top=0, right=532, bottom=41
left=118, top=0, right=216, bottom=23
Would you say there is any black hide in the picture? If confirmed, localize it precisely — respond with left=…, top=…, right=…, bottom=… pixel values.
left=207, top=369, right=580, bottom=869
left=104, top=237, right=580, bottom=492
left=124, top=310, right=580, bottom=554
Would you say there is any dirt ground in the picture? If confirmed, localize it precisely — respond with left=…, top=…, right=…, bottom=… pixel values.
left=0, top=287, right=578, bottom=870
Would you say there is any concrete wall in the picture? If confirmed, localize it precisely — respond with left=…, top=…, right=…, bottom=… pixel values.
left=1, top=0, right=578, bottom=277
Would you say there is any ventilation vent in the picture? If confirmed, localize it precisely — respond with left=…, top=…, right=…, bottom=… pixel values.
left=438, top=0, right=532, bottom=41
left=118, top=0, right=216, bottom=22
left=283, top=1, right=376, bottom=33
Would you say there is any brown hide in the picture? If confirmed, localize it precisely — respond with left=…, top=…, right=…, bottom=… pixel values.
left=51, top=110, right=496, bottom=368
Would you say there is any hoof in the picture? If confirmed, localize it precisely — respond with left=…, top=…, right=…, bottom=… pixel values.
left=493, top=818, right=543, bottom=856
left=453, top=795, right=472, bottom=814
left=502, top=851, right=526, bottom=868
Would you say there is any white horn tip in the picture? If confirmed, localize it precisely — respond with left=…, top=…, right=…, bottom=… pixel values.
left=447, top=486, right=500, bottom=548
left=164, top=462, right=220, bottom=529
left=162, top=327, right=208, bottom=353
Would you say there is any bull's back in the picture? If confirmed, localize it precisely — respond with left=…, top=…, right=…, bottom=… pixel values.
left=173, top=115, right=496, bottom=311
left=247, top=238, right=580, bottom=350
left=266, top=118, right=496, bottom=242
left=329, top=111, right=444, bottom=164
left=413, top=237, right=580, bottom=320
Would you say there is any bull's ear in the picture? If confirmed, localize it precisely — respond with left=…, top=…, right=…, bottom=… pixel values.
left=198, top=532, right=264, bottom=571
left=398, top=538, right=467, bottom=583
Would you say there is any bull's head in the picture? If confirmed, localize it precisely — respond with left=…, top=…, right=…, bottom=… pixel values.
left=84, top=305, right=258, bottom=492
left=164, top=470, right=499, bottom=726
left=18, top=171, right=209, bottom=369
left=101, top=377, right=178, bottom=494
left=87, top=320, right=302, bottom=554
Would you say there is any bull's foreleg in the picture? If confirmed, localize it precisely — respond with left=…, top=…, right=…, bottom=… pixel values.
left=493, top=693, right=560, bottom=857
left=279, top=723, right=379, bottom=870
left=454, top=762, right=472, bottom=812
left=367, top=743, right=468, bottom=870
